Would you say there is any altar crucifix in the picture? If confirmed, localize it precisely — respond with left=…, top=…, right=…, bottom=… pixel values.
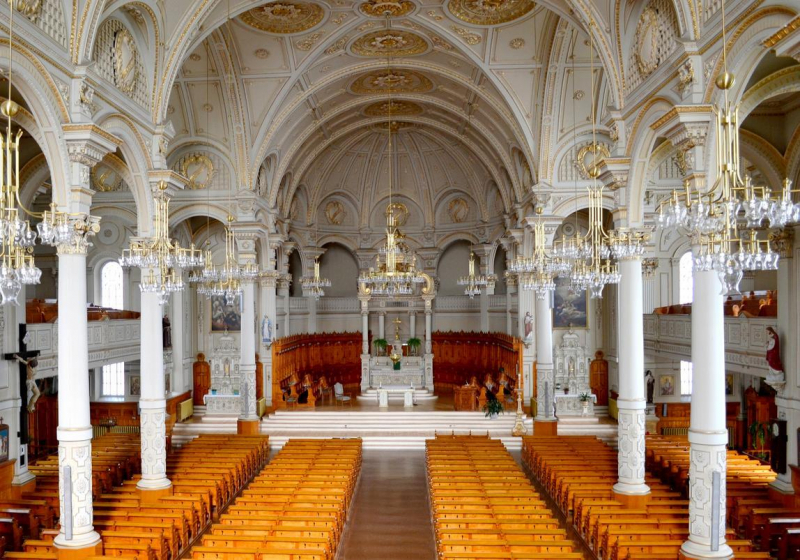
left=392, top=317, right=402, bottom=341
left=3, top=324, right=40, bottom=449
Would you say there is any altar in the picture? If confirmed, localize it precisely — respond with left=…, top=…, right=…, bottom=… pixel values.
left=553, top=330, right=596, bottom=417
left=203, top=335, right=241, bottom=415
left=554, top=392, right=596, bottom=416
left=369, top=356, right=425, bottom=388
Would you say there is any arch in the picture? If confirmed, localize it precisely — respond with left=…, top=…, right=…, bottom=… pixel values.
left=435, top=239, right=473, bottom=297
left=739, top=65, right=800, bottom=119
left=318, top=242, right=359, bottom=298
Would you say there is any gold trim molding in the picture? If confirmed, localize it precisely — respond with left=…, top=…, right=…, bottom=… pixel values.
left=359, top=0, right=415, bottom=18
left=364, top=99, right=424, bottom=116
left=240, top=2, right=325, bottom=35
left=349, top=69, right=434, bottom=94
left=447, top=0, right=534, bottom=26
left=350, top=30, right=429, bottom=57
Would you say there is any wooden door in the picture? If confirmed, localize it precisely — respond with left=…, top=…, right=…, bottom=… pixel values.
left=193, top=354, right=211, bottom=405
left=590, top=351, right=609, bottom=406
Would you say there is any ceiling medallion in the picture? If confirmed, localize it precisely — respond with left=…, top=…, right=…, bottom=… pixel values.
left=91, top=163, right=124, bottom=193
left=113, top=28, right=138, bottom=95
left=374, top=121, right=414, bottom=132
left=447, top=0, right=535, bottom=26
left=575, top=142, right=610, bottom=180
left=180, top=154, right=215, bottom=190
left=350, top=30, right=429, bottom=57
left=448, top=197, right=469, bottom=223
left=240, top=2, right=325, bottom=34
left=364, top=99, right=423, bottom=116
left=359, top=0, right=415, bottom=18
left=324, top=200, right=346, bottom=225
left=350, top=69, right=434, bottom=94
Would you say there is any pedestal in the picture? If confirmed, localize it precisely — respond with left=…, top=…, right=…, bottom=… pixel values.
left=378, top=389, right=389, bottom=408
left=404, top=389, right=414, bottom=408
left=237, top=419, right=260, bottom=435
left=534, top=420, right=557, bottom=436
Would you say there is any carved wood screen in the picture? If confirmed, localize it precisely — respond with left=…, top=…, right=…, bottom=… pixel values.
left=271, top=332, right=362, bottom=408
left=431, top=331, right=522, bottom=393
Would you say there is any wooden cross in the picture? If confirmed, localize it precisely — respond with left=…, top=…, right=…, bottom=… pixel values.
left=3, top=324, right=40, bottom=446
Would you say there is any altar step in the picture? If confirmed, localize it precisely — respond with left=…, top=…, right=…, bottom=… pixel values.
left=172, top=409, right=619, bottom=450
left=356, top=387, right=438, bottom=402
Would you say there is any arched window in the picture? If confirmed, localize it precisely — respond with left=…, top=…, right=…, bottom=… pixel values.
left=678, top=252, right=693, bottom=304
left=101, top=261, right=123, bottom=310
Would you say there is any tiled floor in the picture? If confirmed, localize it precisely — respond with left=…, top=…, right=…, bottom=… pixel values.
left=338, top=450, right=437, bottom=560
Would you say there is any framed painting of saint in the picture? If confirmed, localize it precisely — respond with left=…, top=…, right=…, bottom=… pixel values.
left=210, top=295, right=241, bottom=332
left=552, top=276, right=588, bottom=329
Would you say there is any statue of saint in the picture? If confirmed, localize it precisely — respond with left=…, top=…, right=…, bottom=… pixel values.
left=162, top=315, right=172, bottom=349
left=524, top=311, right=533, bottom=341
left=261, top=316, right=272, bottom=345
left=765, top=327, right=785, bottom=391
left=645, top=370, right=655, bottom=404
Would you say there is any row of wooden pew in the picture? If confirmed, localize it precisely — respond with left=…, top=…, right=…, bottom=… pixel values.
left=522, top=434, right=772, bottom=560
left=4, top=433, right=269, bottom=560
left=425, top=435, right=583, bottom=559
left=647, top=435, right=800, bottom=560
left=190, top=438, right=362, bottom=560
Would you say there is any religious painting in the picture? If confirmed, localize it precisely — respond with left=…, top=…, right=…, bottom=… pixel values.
left=210, top=295, right=241, bottom=332
left=725, top=373, right=734, bottom=396
left=552, top=277, right=588, bottom=329
left=130, top=376, right=140, bottom=396
left=0, top=424, right=9, bottom=463
left=659, top=374, right=675, bottom=397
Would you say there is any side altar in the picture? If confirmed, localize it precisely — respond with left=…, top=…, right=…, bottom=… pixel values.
left=203, top=334, right=241, bottom=415
left=553, top=330, right=596, bottom=416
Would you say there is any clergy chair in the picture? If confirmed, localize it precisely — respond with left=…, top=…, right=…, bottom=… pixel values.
left=334, top=382, right=352, bottom=407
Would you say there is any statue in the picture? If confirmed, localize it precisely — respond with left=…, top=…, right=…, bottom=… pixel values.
left=645, top=370, right=655, bottom=404
left=162, top=314, right=172, bottom=349
left=765, top=327, right=786, bottom=392
left=261, top=316, right=272, bottom=346
left=15, top=355, right=40, bottom=412
left=524, top=311, right=533, bottom=341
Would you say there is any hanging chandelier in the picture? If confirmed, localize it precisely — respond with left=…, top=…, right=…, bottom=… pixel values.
left=654, top=2, right=791, bottom=294
left=300, top=257, right=330, bottom=301
left=120, top=181, right=203, bottom=304
left=192, top=216, right=259, bottom=305
left=508, top=211, right=567, bottom=299
left=357, top=45, right=425, bottom=297
left=457, top=250, right=489, bottom=299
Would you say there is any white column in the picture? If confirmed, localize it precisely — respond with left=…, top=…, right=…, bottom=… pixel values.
left=55, top=247, right=101, bottom=549
left=137, top=280, right=170, bottom=492
left=409, top=311, right=416, bottom=339
left=361, top=309, right=369, bottom=354
left=170, top=287, right=185, bottom=394
left=239, top=280, right=258, bottom=420
left=424, top=310, right=432, bottom=353
left=423, top=296, right=434, bottom=388
left=480, top=289, right=489, bottom=332
left=307, top=296, right=318, bottom=334
left=534, top=294, right=554, bottom=421
left=259, top=276, right=277, bottom=406
left=360, top=298, right=371, bottom=392
left=378, top=312, right=385, bottom=340
left=681, top=267, right=733, bottom=559
left=613, top=257, right=650, bottom=497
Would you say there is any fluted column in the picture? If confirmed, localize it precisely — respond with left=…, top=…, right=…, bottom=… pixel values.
left=534, top=293, right=555, bottom=433
left=238, top=280, right=258, bottom=425
left=613, top=257, right=650, bottom=501
left=259, top=273, right=278, bottom=407
left=360, top=296, right=370, bottom=391
left=55, top=244, right=102, bottom=551
left=137, top=273, right=171, bottom=497
left=681, top=267, right=733, bottom=559
left=423, top=295, right=434, bottom=388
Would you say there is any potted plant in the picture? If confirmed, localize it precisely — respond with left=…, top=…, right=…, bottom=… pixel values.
left=374, top=338, right=388, bottom=356
left=407, top=337, right=422, bottom=357
left=483, top=398, right=504, bottom=419
left=579, top=392, right=591, bottom=416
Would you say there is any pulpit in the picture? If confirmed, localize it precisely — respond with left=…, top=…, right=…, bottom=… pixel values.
left=204, top=335, right=241, bottom=415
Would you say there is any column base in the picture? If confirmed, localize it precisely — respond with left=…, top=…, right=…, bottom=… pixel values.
left=138, top=484, right=173, bottom=503
left=534, top=420, right=557, bottom=436
left=237, top=419, right=261, bottom=435
left=679, top=540, right=733, bottom=559
left=612, top=488, right=651, bottom=508
left=54, top=533, right=102, bottom=559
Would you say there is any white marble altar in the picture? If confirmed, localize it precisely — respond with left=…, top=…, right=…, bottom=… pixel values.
left=205, top=335, right=241, bottom=415
left=553, top=330, right=595, bottom=415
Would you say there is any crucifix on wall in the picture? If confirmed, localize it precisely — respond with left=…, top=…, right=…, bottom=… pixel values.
left=3, top=325, right=41, bottom=466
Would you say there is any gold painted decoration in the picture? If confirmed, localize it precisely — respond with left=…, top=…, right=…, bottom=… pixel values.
left=447, top=0, right=534, bottom=26
left=91, top=164, right=124, bottom=193
left=350, top=30, right=428, bottom=57
left=384, top=201, right=409, bottom=226
left=350, top=69, right=433, bottom=94
left=374, top=121, right=414, bottom=132
left=635, top=7, right=659, bottom=76
left=113, top=28, right=138, bottom=95
left=241, top=2, right=325, bottom=34
left=324, top=200, right=346, bottom=224
left=180, top=154, right=215, bottom=190
left=364, top=99, right=423, bottom=116
left=14, top=0, right=42, bottom=19
left=448, top=197, right=469, bottom=223
left=576, top=143, right=610, bottom=180
left=359, top=0, right=415, bottom=18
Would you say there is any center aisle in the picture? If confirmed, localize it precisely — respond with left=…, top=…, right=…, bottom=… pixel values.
left=339, top=449, right=437, bottom=560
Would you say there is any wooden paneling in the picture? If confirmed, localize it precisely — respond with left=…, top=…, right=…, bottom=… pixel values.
left=431, top=331, right=522, bottom=393
left=271, top=333, right=362, bottom=408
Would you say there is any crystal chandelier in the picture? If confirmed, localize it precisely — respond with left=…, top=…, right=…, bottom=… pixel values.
left=120, top=181, right=203, bottom=304
left=457, top=250, right=489, bottom=299
left=357, top=49, right=426, bottom=297
left=508, top=215, right=565, bottom=299
left=300, top=257, right=330, bottom=301
left=192, top=216, right=259, bottom=305
left=654, top=1, right=789, bottom=294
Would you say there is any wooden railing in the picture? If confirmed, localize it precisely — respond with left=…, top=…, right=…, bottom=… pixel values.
left=271, top=332, right=362, bottom=408
left=431, top=331, right=522, bottom=393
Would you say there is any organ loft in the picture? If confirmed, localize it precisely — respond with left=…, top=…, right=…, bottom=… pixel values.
left=0, top=0, right=798, bottom=558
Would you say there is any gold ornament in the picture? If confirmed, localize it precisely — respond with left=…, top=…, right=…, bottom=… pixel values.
left=364, top=99, right=423, bottom=116
left=324, top=200, right=346, bottom=225
left=448, top=197, right=469, bottom=223
left=240, top=2, right=325, bottom=34
left=113, top=28, right=138, bottom=95
left=91, top=163, right=124, bottom=193
left=350, top=30, right=428, bottom=57
left=576, top=143, right=610, bottom=180
left=447, top=0, right=534, bottom=26
left=350, top=69, right=433, bottom=94
left=180, top=154, right=215, bottom=190
left=384, top=202, right=409, bottom=226
left=359, top=0, right=415, bottom=18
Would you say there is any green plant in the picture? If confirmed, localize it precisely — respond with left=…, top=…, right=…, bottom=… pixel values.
left=749, top=421, right=768, bottom=457
left=578, top=392, right=591, bottom=402
left=407, top=337, right=421, bottom=348
left=374, top=338, right=388, bottom=354
left=483, top=398, right=504, bottom=418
